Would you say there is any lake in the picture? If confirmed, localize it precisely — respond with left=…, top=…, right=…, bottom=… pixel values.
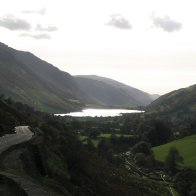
left=56, top=108, right=144, bottom=117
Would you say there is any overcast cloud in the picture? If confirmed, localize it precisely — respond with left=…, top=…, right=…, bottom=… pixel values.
left=0, top=0, right=195, bottom=94
left=0, top=15, right=31, bottom=31
left=22, top=7, right=46, bottom=15
left=20, top=33, right=51, bottom=40
left=35, top=24, right=58, bottom=32
left=107, top=14, right=132, bottom=30
left=152, top=15, right=182, bottom=32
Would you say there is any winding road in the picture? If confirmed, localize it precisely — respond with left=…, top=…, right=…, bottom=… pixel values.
left=0, top=126, right=33, bottom=154
left=0, top=126, right=61, bottom=196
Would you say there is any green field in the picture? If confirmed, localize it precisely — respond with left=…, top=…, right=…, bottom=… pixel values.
left=153, top=134, right=196, bottom=170
left=78, top=135, right=88, bottom=141
left=99, top=133, right=132, bottom=138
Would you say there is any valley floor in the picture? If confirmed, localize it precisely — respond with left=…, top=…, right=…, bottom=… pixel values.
left=153, top=134, right=196, bottom=170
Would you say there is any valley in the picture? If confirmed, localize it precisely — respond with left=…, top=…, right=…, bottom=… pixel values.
left=0, top=42, right=196, bottom=196
left=0, top=43, right=157, bottom=113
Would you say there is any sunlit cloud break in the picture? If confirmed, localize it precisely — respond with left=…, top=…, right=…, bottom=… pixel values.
left=0, top=15, right=31, bottom=31
left=151, top=14, right=182, bottom=32
left=20, top=33, right=51, bottom=40
left=107, top=14, right=132, bottom=30
left=35, top=24, right=58, bottom=32
left=22, top=7, right=46, bottom=15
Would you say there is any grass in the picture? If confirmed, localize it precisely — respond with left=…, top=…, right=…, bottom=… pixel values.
left=152, top=134, right=196, bottom=170
left=99, top=133, right=132, bottom=138
left=67, top=99, right=81, bottom=104
left=0, top=185, right=15, bottom=196
left=172, top=188, right=180, bottom=196
left=78, top=135, right=87, bottom=141
left=78, top=133, right=132, bottom=148
left=78, top=135, right=99, bottom=147
left=91, top=140, right=99, bottom=147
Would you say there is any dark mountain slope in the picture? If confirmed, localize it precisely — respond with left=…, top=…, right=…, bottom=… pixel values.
left=0, top=42, right=89, bottom=113
left=75, top=75, right=156, bottom=107
left=14, top=51, right=84, bottom=98
left=147, top=84, right=196, bottom=114
left=0, top=42, right=158, bottom=112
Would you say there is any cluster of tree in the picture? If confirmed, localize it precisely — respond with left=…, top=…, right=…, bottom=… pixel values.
left=132, top=141, right=155, bottom=168
left=69, top=111, right=196, bottom=196
left=161, top=148, right=196, bottom=195
left=2, top=94, right=196, bottom=196
left=0, top=94, right=48, bottom=136
left=0, top=96, right=169, bottom=196
left=120, top=110, right=196, bottom=147
left=174, top=169, right=196, bottom=196
left=164, top=147, right=184, bottom=175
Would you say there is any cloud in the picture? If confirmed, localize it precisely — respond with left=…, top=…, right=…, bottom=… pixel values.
left=22, top=7, right=46, bottom=15
left=107, top=14, right=132, bottom=30
left=20, top=33, right=51, bottom=40
left=0, top=15, right=31, bottom=31
left=35, top=24, right=58, bottom=32
left=152, top=14, right=182, bottom=32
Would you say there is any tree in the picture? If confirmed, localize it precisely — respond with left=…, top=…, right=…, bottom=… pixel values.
left=132, top=141, right=152, bottom=155
left=134, top=153, right=146, bottom=166
left=190, top=183, right=196, bottom=196
left=132, top=141, right=155, bottom=167
left=164, top=147, right=183, bottom=174
left=174, top=169, right=196, bottom=196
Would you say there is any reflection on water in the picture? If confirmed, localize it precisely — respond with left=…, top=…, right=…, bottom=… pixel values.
left=56, top=108, right=144, bottom=117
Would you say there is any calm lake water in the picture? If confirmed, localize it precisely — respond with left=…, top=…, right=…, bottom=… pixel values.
left=56, top=108, right=143, bottom=117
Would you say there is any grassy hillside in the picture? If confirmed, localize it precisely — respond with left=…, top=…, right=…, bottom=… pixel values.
left=153, top=135, right=196, bottom=169
left=75, top=75, right=155, bottom=107
left=147, top=84, right=196, bottom=114
left=0, top=42, right=88, bottom=113
left=146, top=85, right=196, bottom=139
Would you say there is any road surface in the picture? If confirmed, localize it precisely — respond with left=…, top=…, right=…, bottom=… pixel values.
left=0, top=126, right=61, bottom=195
left=0, top=126, right=33, bottom=154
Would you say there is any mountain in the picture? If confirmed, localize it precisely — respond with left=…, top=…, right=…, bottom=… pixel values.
left=0, top=42, right=157, bottom=113
left=0, top=42, right=89, bottom=113
left=147, top=84, right=196, bottom=114
left=149, top=94, right=160, bottom=100
left=74, top=75, right=157, bottom=107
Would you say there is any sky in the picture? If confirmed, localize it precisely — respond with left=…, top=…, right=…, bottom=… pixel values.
left=1, top=0, right=196, bottom=94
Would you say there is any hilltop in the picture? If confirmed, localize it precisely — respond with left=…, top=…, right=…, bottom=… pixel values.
left=0, top=42, right=88, bottom=113
left=75, top=75, right=157, bottom=107
left=147, top=84, right=196, bottom=115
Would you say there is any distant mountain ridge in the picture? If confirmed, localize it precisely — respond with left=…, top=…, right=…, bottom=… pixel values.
left=0, top=42, right=88, bottom=113
left=0, top=42, right=158, bottom=112
left=75, top=75, right=158, bottom=107
left=147, top=84, right=196, bottom=114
